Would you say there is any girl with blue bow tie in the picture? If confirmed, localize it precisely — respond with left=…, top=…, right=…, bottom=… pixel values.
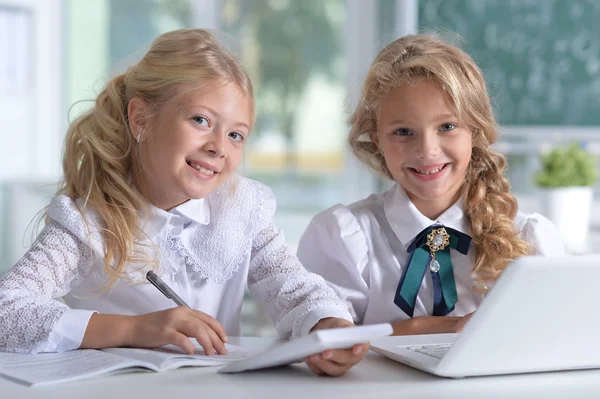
left=297, top=34, right=565, bottom=335
left=0, top=29, right=367, bottom=376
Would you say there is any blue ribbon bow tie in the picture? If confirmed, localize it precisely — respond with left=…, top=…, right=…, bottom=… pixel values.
left=394, top=225, right=471, bottom=317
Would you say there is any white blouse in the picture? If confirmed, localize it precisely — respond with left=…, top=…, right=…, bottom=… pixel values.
left=0, top=176, right=351, bottom=353
left=297, top=184, right=566, bottom=326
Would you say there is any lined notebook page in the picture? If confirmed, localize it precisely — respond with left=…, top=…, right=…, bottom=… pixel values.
left=0, top=350, right=144, bottom=387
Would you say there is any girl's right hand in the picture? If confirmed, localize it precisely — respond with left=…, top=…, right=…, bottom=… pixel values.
left=129, top=307, right=228, bottom=355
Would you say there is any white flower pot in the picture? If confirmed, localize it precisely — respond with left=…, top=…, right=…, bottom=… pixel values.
left=541, top=186, right=594, bottom=254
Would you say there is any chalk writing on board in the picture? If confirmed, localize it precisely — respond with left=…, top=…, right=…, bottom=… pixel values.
left=419, top=0, right=600, bottom=125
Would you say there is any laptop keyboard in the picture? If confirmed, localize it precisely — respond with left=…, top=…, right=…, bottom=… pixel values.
left=405, top=343, right=452, bottom=359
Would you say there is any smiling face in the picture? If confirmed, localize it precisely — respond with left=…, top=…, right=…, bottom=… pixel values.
left=130, top=81, right=251, bottom=210
left=375, top=78, right=473, bottom=219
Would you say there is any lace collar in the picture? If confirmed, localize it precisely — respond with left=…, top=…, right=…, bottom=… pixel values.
left=47, top=176, right=269, bottom=285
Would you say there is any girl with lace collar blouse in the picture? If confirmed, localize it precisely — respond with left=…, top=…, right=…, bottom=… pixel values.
left=0, top=29, right=366, bottom=376
left=297, top=34, right=566, bottom=336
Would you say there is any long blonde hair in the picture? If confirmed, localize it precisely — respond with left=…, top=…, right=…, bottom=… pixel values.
left=57, top=29, right=254, bottom=287
left=349, top=34, right=530, bottom=290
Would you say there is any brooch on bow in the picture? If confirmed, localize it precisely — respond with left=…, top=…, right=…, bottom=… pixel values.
left=426, top=227, right=450, bottom=273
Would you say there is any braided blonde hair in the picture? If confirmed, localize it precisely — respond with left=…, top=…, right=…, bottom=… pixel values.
left=57, top=29, right=254, bottom=287
left=349, top=34, right=530, bottom=290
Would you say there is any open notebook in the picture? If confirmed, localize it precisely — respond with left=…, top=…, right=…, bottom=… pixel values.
left=0, top=343, right=251, bottom=387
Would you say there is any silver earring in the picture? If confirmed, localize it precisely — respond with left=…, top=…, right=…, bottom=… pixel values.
left=136, top=133, right=141, bottom=143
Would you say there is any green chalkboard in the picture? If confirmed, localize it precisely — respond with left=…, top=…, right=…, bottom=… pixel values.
left=418, top=0, right=600, bottom=126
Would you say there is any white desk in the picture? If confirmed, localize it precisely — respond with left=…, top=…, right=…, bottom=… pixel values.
left=2, top=337, right=600, bottom=398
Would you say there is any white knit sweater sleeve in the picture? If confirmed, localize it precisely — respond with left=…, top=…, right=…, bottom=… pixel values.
left=0, top=219, right=94, bottom=353
left=246, top=181, right=352, bottom=338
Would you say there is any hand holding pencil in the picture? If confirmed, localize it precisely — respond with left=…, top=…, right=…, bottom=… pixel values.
left=134, top=271, right=229, bottom=355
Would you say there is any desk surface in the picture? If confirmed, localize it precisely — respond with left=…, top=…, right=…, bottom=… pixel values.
left=2, top=337, right=600, bottom=398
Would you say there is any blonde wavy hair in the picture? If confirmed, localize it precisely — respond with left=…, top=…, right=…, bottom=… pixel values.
left=56, top=29, right=254, bottom=288
left=349, top=34, right=530, bottom=291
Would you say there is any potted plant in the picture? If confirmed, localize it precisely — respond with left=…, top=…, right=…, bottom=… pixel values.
left=535, top=143, right=598, bottom=253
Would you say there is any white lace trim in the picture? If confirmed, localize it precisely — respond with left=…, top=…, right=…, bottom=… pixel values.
left=176, top=178, right=269, bottom=284
left=47, top=196, right=104, bottom=248
left=0, top=221, right=93, bottom=353
left=47, top=196, right=159, bottom=283
left=164, top=233, right=241, bottom=284
left=248, top=224, right=351, bottom=338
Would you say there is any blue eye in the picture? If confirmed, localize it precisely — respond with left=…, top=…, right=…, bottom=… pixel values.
left=192, top=116, right=209, bottom=126
left=440, top=123, right=456, bottom=132
left=393, top=128, right=412, bottom=136
left=229, top=132, right=244, bottom=142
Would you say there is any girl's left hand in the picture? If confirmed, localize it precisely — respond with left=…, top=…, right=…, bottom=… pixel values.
left=304, top=317, right=369, bottom=377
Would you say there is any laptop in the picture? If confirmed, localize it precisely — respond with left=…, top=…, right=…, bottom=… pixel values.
left=371, top=255, right=600, bottom=378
